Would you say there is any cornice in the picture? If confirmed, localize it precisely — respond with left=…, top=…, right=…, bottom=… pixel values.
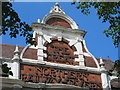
left=32, top=23, right=87, bottom=37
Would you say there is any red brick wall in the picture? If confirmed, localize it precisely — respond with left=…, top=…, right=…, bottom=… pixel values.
left=44, top=38, right=79, bottom=65
left=46, top=17, right=72, bottom=28
left=34, top=33, right=38, bottom=46
left=84, top=56, right=97, bottom=68
left=20, top=64, right=102, bottom=88
left=23, top=48, right=37, bottom=60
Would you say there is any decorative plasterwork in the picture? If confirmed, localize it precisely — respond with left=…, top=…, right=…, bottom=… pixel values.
left=42, top=3, right=79, bottom=30
left=12, top=45, right=20, bottom=62
left=21, top=58, right=101, bottom=74
left=32, top=23, right=86, bottom=40
left=50, top=3, right=65, bottom=14
left=74, top=41, right=85, bottom=66
left=32, top=23, right=88, bottom=67
left=42, top=13, right=78, bottom=29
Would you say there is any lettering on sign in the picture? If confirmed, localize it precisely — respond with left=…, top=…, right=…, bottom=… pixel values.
left=44, top=39, right=79, bottom=65
left=20, top=64, right=102, bottom=88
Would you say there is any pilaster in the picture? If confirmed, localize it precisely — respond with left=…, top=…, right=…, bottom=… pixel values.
left=37, top=35, right=44, bottom=62
left=100, top=58, right=110, bottom=89
left=74, top=41, right=85, bottom=66
left=10, top=45, right=20, bottom=79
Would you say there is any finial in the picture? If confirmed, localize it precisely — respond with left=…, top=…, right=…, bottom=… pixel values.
left=100, top=57, right=105, bottom=68
left=50, top=3, right=65, bottom=14
left=37, top=18, right=40, bottom=23
left=14, top=45, right=19, bottom=53
left=12, top=45, right=20, bottom=61
left=55, top=2, right=59, bottom=7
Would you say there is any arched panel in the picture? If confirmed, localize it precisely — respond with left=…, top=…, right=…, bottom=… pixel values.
left=44, top=38, right=79, bottom=65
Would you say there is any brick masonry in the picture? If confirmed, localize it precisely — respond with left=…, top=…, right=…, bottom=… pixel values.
left=46, top=17, right=72, bottom=28
left=20, top=64, right=102, bottom=88
left=44, top=38, right=79, bottom=65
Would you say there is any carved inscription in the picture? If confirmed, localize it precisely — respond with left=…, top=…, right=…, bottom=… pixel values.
left=20, top=64, right=102, bottom=88
left=44, top=41, right=79, bottom=65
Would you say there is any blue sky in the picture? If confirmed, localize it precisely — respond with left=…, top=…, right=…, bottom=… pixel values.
left=2, top=2, right=118, bottom=61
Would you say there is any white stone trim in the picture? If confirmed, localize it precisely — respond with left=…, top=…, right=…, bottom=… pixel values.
left=68, top=39, right=78, bottom=46
left=37, top=35, right=44, bottom=62
left=22, top=58, right=38, bottom=63
left=29, top=31, right=39, bottom=49
left=43, top=34, right=52, bottom=43
left=10, top=62, right=20, bottom=79
left=0, top=77, right=88, bottom=89
left=29, top=45, right=38, bottom=49
left=9, top=46, right=21, bottom=79
left=101, top=72, right=109, bottom=89
left=44, top=83, right=87, bottom=89
left=20, top=44, right=31, bottom=60
left=36, top=29, right=43, bottom=36
left=83, top=52, right=91, bottom=57
left=100, top=66, right=110, bottom=89
left=82, top=40, right=100, bottom=68
left=32, top=23, right=86, bottom=41
left=42, top=13, right=78, bottom=29
left=74, top=51, right=79, bottom=55
left=58, top=36, right=62, bottom=41
left=21, top=58, right=101, bottom=74
left=32, top=31, right=36, bottom=39
left=43, top=53, right=47, bottom=58
left=37, top=18, right=40, bottom=23
left=108, top=75, right=112, bottom=89
left=43, top=46, right=47, bottom=50
left=0, top=77, right=23, bottom=88
left=0, top=57, right=12, bottom=63
left=50, top=3, right=65, bottom=14
left=110, top=75, right=118, bottom=81
left=74, top=41, right=85, bottom=66
left=38, top=46, right=46, bottom=50
left=109, top=75, right=119, bottom=89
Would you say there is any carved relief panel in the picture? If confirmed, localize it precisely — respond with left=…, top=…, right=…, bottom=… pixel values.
left=20, top=64, right=102, bottom=88
left=44, top=38, right=79, bottom=65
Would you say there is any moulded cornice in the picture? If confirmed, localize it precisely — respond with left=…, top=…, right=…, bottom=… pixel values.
left=21, top=58, right=101, bottom=74
left=0, top=77, right=89, bottom=89
left=32, top=23, right=87, bottom=37
left=42, top=12, right=79, bottom=29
